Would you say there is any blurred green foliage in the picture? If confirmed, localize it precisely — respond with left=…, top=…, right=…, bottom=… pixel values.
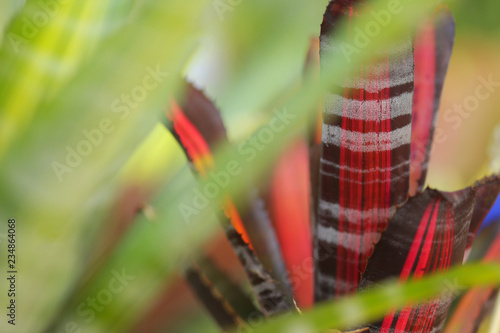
left=453, top=0, right=500, bottom=35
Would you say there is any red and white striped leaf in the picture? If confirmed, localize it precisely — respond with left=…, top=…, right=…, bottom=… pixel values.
left=316, top=0, right=414, bottom=299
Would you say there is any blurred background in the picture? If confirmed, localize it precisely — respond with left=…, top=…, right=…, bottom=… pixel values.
left=427, top=0, right=500, bottom=190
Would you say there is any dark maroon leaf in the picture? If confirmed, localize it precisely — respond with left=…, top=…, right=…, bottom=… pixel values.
left=165, top=82, right=292, bottom=315
left=185, top=265, right=245, bottom=330
left=359, top=189, right=476, bottom=332
left=225, top=227, right=293, bottom=315
left=465, top=175, right=500, bottom=259
left=185, top=257, right=263, bottom=330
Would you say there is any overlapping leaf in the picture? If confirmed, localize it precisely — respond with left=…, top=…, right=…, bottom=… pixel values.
left=165, top=82, right=293, bottom=315
left=409, top=8, right=455, bottom=195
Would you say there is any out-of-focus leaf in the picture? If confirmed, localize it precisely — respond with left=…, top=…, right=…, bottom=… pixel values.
left=0, top=0, right=22, bottom=46
left=166, top=84, right=293, bottom=314
left=0, top=0, right=204, bottom=332
left=465, top=176, right=500, bottom=258
left=481, top=195, right=500, bottom=231
left=446, top=230, right=500, bottom=333
left=43, top=165, right=220, bottom=333
left=184, top=265, right=245, bottom=330
left=360, top=189, right=475, bottom=332
left=0, top=0, right=136, bottom=158
left=269, top=138, right=314, bottom=308
left=185, top=257, right=263, bottom=331
left=253, top=263, right=500, bottom=333
left=409, top=8, right=455, bottom=195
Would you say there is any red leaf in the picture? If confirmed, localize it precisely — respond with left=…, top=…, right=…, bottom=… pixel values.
left=270, top=139, right=314, bottom=308
left=409, top=9, right=455, bottom=195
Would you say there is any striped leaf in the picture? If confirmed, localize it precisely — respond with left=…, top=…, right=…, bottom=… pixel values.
left=359, top=189, right=476, bottom=333
left=166, top=83, right=251, bottom=244
left=166, top=84, right=293, bottom=315
left=316, top=0, right=414, bottom=300
left=225, top=227, right=293, bottom=315
left=185, top=257, right=263, bottom=330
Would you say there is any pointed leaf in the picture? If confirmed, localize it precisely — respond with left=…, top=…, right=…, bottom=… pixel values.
left=445, top=229, right=500, bottom=333
left=465, top=175, right=500, bottom=259
left=409, top=8, right=455, bottom=195
left=166, top=84, right=292, bottom=307
left=316, top=0, right=414, bottom=299
left=269, top=139, right=314, bottom=308
left=359, top=189, right=476, bottom=332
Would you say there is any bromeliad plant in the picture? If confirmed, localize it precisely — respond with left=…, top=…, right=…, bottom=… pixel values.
left=3, top=0, right=500, bottom=333
left=165, top=1, right=500, bottom=333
